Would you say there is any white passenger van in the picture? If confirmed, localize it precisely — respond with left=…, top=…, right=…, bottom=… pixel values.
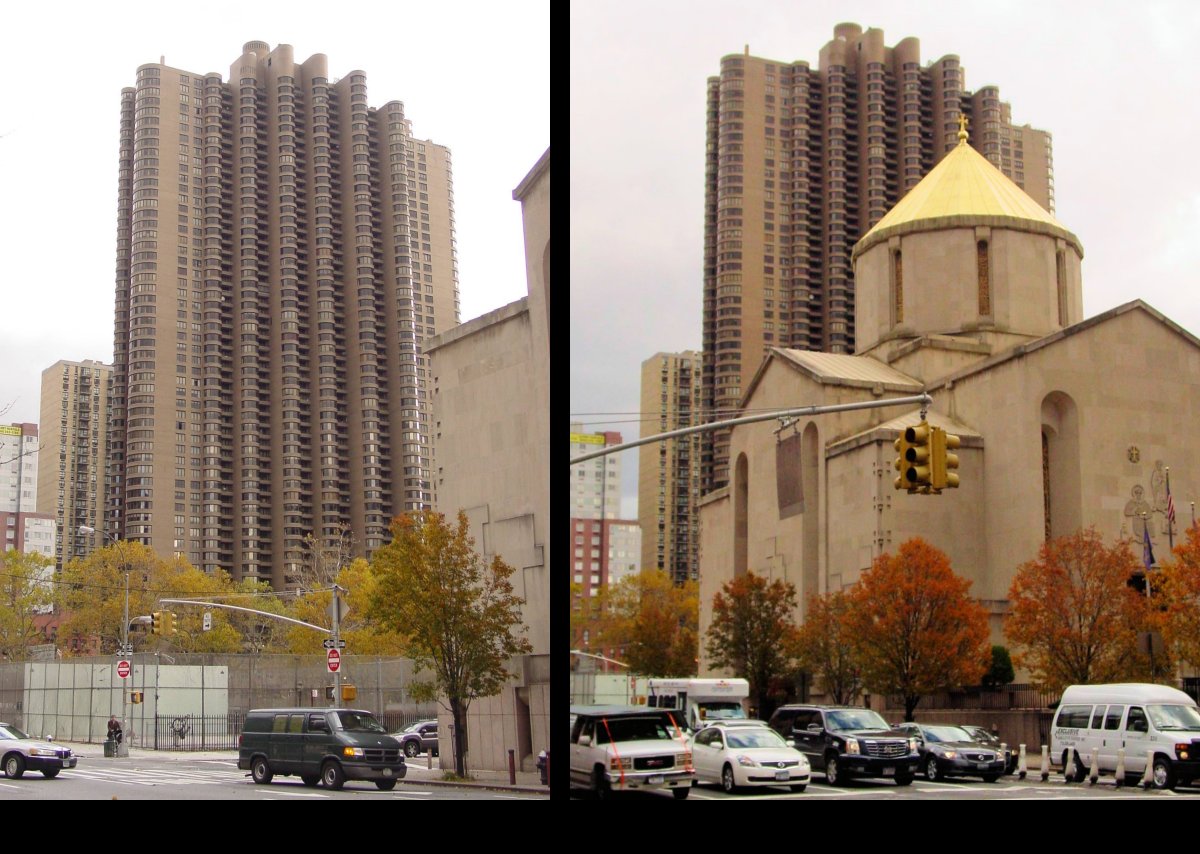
left=1050, top=683, right=1200, bottom=790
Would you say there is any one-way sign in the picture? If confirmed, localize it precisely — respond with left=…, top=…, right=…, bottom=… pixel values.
left=322, top=639, right=347, bottom=649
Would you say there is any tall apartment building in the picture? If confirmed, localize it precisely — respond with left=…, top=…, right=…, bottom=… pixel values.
left=570, top=423, right=623, bottom=520
left=701, top=23, right=1053, bottom=491
left=638, top=351, right=703, bottom=583
left=0, top=423, right=55, bottom=560
left=37, top=360, right=112, bottom=569
left=110, top=42, right=460, bottom=588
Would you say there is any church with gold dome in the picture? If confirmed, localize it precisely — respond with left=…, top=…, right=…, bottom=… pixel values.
left=697, top=122, right=1200, bottom=645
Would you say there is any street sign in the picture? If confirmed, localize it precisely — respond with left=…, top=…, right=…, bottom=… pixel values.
left=117, top=660, right=131, bottom=679
left=203, top=611, right=212, bottom=631
left=322, top=639, right=347, bottom=649
left=327, top=649, right=341, bottom=673
left=328, top=596, right=350, bottom=624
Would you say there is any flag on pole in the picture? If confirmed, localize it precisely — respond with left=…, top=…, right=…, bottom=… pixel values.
left=1143, top=523, right=1156, bottom=569
left=1166, top=473, right=1176, bottom=528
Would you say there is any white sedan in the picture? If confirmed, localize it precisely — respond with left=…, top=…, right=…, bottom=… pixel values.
left=690, top=722, right=811, bottom=793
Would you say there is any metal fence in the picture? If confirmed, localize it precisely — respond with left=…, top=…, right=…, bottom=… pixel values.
left=888, top=684, right=1061, bottom=711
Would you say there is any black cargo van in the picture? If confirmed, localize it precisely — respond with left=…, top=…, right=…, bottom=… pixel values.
left=238, top=708, right=407, bottom=790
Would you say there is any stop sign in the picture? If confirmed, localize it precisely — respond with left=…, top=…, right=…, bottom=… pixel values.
left=117, top=660, right=131, bottom=679
left=327, top=649, right=341, bottom=673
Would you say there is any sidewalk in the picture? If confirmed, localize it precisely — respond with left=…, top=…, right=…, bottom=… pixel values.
left=57, top=740, right=548, bottom=794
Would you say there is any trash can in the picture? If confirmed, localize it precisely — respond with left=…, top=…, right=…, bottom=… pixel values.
left=103, top=738, right=116, bottom=758
left=536, top=749, right=548, bottom=785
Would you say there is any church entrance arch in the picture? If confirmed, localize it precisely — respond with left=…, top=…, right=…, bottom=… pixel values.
left=1041, top=391, right=1081, bottom=540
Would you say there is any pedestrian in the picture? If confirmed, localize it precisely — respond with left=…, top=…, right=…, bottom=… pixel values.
left=108, top=715, right=123, bottom=745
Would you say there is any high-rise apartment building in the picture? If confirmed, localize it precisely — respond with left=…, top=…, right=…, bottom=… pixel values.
left=37, top=360, right=112, bottom=569
left=110, top=42, right=460, bottom=587
left=0, top=423, right=55, bottom=560
left=638, top=351, right=703, bottom=583
left=702, top=23, right=1053, bottom=492
left=570, top=423, right=623, bottom=520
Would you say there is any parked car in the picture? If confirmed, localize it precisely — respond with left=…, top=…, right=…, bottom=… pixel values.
left=393, top=719, right=438, bottom=758
left=238, top=707, right=406, bottom=790
left=690, top=721, right=810, bottom=793
left=960, top=724, right=1016, bottom=774
left=767, top=705, right=919, bottom=786
left=892, top=723, right=1006, bottom=782
left=0, top=723, right=77, bottom=779
left=570, top=705, right=694, bottom=799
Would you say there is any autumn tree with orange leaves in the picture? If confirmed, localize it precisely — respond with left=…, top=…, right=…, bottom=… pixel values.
left=705, top=572, right=801, bottom=721
left=795, top=590, right=862, bottom=705
left=1155, top=522, right=1200, bottom=670
left=595, top=569, right=699, bottom=677
left=1006, top=527, right=1152, bottom=692
left=847, top=539, right=990, bottom=721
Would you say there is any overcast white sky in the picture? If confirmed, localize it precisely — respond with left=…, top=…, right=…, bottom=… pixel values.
left=0, top=0, right=548, bottom=428
left=571, top=0, right=1200, bottom=518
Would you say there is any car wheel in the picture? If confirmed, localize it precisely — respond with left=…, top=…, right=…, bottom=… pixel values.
left=322, top=761, right=346, bottom=790
left=925, top=755, right=940, bottom=782
left=251, top=757, right=273, bottom=785
left=404, top=740, right=421, bottom=758
left=1153, top=756, right=1176, bottom=791
left=721, top=763, right=737, bottom=794
left=895, top=772, right=913, bottom=786
left=42, top=768, right=60, bottom=779
left=4, top=754, right=24, bottom=779
left=672, top=787, right=690, bottom=800
left=593, top=766, right=611, bottom=799
left=376, top=780, right=397, bottom=791
left=825, top=754, right=844, bottom=786
left=790, top=783, right=807, bottom=793
left=301, top=774, right=320, bottom=787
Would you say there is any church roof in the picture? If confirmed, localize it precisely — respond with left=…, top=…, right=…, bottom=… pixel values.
left=742, top=348, right=922, bottom=408
left=852, top=129, right=1083, bottom=260
left=829, top=408, right=983, bottom=459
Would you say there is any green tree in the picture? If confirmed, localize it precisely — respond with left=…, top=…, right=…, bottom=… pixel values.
left=848, top=538, right=990, bottom=721
left=595, top=569, right=698, bottom=677
left=368, top=511, right=531, bottom=777
left=704, top=571, right=800, bottom=721
left=795, top=590, right=862, bottom=705
left=982, top=645, right=1015, bottom=689
left=0, top=549, right=54, bottom=660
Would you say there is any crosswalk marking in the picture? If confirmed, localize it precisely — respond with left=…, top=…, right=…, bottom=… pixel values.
left=68, top=765, right=237, bottom=786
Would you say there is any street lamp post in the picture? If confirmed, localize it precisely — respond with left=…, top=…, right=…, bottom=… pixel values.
left=80, top=525, right=130, bottom=755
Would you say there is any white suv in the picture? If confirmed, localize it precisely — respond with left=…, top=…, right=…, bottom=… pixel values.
left=570, top=705, right=695, bottom=799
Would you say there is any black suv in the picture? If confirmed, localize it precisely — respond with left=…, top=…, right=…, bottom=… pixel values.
left=767, top=705, right=920, bottom=786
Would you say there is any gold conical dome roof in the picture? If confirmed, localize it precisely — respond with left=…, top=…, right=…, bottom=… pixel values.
left=852, top=123, right=1082, bottom=260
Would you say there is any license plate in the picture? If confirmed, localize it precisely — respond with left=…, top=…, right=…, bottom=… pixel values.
left=648, top=774, right=664, bottom=785
left=975, top=763, right=989, bottom=770
left=775, top=770, right=789, bottom=781
left=882, top=766, right=895, bottom=776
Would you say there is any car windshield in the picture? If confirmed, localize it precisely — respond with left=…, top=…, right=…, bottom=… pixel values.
left=826, top=709, right=890, bottom=731
left=962, top=726, right=995, bottom=742
left=698, top=701, right=746, bottom=721
left=1147, top=704, right=1200, bottom=731
left=0, top=724, right=28, bottom=740
left=333, top=712, right=387, bottom=733
left=725, top=728, right=787, bottom=750
left=920, top=725, right=972, bottom=743
left=595, top=716, right=679, bottom=744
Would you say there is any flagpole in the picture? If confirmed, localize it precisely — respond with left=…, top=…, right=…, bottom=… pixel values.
left=1141, top=512, right=1153, bottom=598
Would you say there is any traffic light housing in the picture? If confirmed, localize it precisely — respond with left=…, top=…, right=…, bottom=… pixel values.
left=164, top=611, right=178, bottom=636
left=904, top=422, right=934, bottom=491
left=151, top=611, right=163, bottom=635
left=130, top=691, right=144, bottom=704
left=931, top=428, right=961, bottom=490
left=894, top=433, right=915, bottom=491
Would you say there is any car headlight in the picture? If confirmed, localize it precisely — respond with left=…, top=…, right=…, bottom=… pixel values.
left=735, top=754, right=757, bottom=768
left=942, top=750, right=957, bottom=759
left=798, top=756, right=810, bottom=769
left=845, top=738, right=860, bottom=755
left=909, top=738, right=920, bottom=753
left=342, top=747, right=365, bottom=758
left=28, top=748, right=56, bottom=757
left=610, top=757, right=628, bottom=771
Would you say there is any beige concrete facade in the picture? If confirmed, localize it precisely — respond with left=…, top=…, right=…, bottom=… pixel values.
left=423, top=149, right=548, bottom=773
left=701, top=24, right=1054, bottom=494
left=699, top=139, right=1200, bottom=670
left=110, top=43, right=460, bottom=587
left=37, top=360, right=111, bottom=569
left=639, top=352, right=703, bottom=583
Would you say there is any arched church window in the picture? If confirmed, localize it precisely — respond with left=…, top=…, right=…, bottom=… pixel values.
left=977, top=240, right=991, bottom=315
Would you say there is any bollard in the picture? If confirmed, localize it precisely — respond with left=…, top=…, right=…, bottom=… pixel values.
left=1000, top=742, right=1009, bottom=775
left=1141, top=750, right=1155, bottom=789
left=1088, top=746, right=1100, bottom=784
left=427, top=749, right=433, bottom=770
left=1040, top=745, right=1050, bottom=782
left=1114, top=748, right=1126, bottom=788
left=1063, top=748, right=1076, bottom=784
left=508, top=748, right=516, bottom=785
left=1018, top=744, right=1027, bottom=780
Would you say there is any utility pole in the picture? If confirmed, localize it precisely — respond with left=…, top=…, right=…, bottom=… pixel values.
left=332, top=584, right=343, bottom=708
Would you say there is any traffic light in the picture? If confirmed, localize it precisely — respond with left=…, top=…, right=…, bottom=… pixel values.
left=130, top=691, right=144, bottom=704
left=904, top=422, right=934, bottom=491
left=894, top=432, right=915, bottom=491
left=931, top=428, right=961, bottom=490
left=151, top=611, right=162, bottom=635
left=164, top=611, right=178, bottom=636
